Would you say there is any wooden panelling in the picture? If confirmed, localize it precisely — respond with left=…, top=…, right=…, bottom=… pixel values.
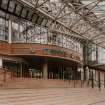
left=11, top=43, right=82, bottom=63
left=0, top=41, right=11, bottom=55
left=0, top=42, right=82, bottom=63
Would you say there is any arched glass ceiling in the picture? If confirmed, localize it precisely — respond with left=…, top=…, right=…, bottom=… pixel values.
left=30, top=0, right=105, bottom=48
left=1, top=0, right=105, bottom=47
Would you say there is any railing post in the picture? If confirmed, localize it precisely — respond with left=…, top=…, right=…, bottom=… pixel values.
left=11, top=70, right=12, bottom=79
left=92, top=70, right=94, bottom=88
left=3, top=69, right=6, bottom=83
left=98, top=71, right=101, bottom=90
left=74, top=70, right=76, bottom=88
left=87, top=69, right=89, bottom=86
left=80, top=69, right=82, bottom=88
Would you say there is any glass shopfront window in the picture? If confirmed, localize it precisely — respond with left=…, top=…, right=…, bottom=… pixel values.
left=0, top=18, right=8, bottom=41
left=19, top=23, right=27, bottom=43
left=48, top=32, right=53, bottom=44
left=10, top=18, right=82, bottom=54
left=40, top=27, right=47, bottom=44
left=26, top=22, right=35, bottom=43
left=52, top=34, right=57, bottom=45
left=12, top=21, right=27, bottom=43
left=12, top=22, right=19, bottom=42
left=63, top=35, right=67, bottom=48
left=34, top=26, right=41, bottom=43
left=56, top=34, right=63, bottom=47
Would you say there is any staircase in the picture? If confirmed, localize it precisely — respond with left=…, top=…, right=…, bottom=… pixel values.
left=0, top=88, right=105, bottom=105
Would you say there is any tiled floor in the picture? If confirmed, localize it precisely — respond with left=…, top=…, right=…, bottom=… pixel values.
left=92, top=101, right=105, bottom=105
left=0, top=88, right=104, bottom=105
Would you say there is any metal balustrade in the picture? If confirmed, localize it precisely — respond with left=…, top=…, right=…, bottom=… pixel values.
left=0, top=67, right=104, bottom=89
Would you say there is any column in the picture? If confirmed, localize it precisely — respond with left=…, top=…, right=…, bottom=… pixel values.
left=63, top=65, right=65, bottom=80
left=91, top=69, right=94, bottom=88
left=98, top=71, right=101, bottom=90
left=86, top=66, right=89, bottom=80
left=81, top=67, right=84, bottom=80
left=0, top=56, right=3, bottom=68
left=9, top=20, right=12, bottom=44
left=80, top=67, right=84, bottom=88
left=20, top=63, right=23, bottom=77
left=43, top=60, right=48, bottom=79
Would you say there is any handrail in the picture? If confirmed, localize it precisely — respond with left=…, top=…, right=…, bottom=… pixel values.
left=94, top=79, right=104, bottom=85
left=89, top=78, right=105, bottom=89
left=0, top=67, right=16, bottom=83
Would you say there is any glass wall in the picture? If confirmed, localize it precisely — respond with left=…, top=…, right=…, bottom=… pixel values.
left=98, top=47, right=105, bottom=64
left=11, top=19, right=83, bottom=53
left=0, top=10, right=82, bottom=54
left=0, top=11, right=8, bottom=41
left=12, top=21, right=27, bottom=43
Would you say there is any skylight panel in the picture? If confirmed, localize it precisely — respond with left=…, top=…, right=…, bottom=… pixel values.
left=8, top=0, right=15, bottom=13
left=32, top=14, right=38, bottom=23
left=27, top=10, right=33, bottom=20
left=41, top=19, right=48, bottom=26
left=15, top=4, right=22, bottom=16
left=21, top=8, right=27, bottom=18
left=1, top=0, right=9, bottom=10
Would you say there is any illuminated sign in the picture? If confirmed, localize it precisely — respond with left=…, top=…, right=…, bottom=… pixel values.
left=30, top=48, right=80, bottom=61
left=43, top=48, right=80, bottom=61
left=43, top=48, right=65, bottom=55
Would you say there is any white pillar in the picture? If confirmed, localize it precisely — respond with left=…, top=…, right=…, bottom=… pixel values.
left=80, top=67, right=84, bottom=80
left=86, top=66, right=89, bottom=80
left=43, top=61, right=48, bottom=79
left=9, top=20, right=12, bottom=44
left=0, top=57, right=3, bottom=68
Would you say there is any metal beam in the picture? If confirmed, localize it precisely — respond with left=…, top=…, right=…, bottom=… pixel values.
left=0, top=0, right=2, bottom=8
left=7, top=0, right=11, bottom=11
left=38, top=0, right=49, bottom=8
left=18, top=0, right=84, bottom=38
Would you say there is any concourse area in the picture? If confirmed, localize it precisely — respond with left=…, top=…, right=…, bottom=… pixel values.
left=1, top=0, right=105, bottom=104
left=2, top=56, right=81, bottom=80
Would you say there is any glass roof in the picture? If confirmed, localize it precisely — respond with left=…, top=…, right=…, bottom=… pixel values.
left=36, top=0, right=105, bottom=48
left=1, top=0, right=105, bottom=47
